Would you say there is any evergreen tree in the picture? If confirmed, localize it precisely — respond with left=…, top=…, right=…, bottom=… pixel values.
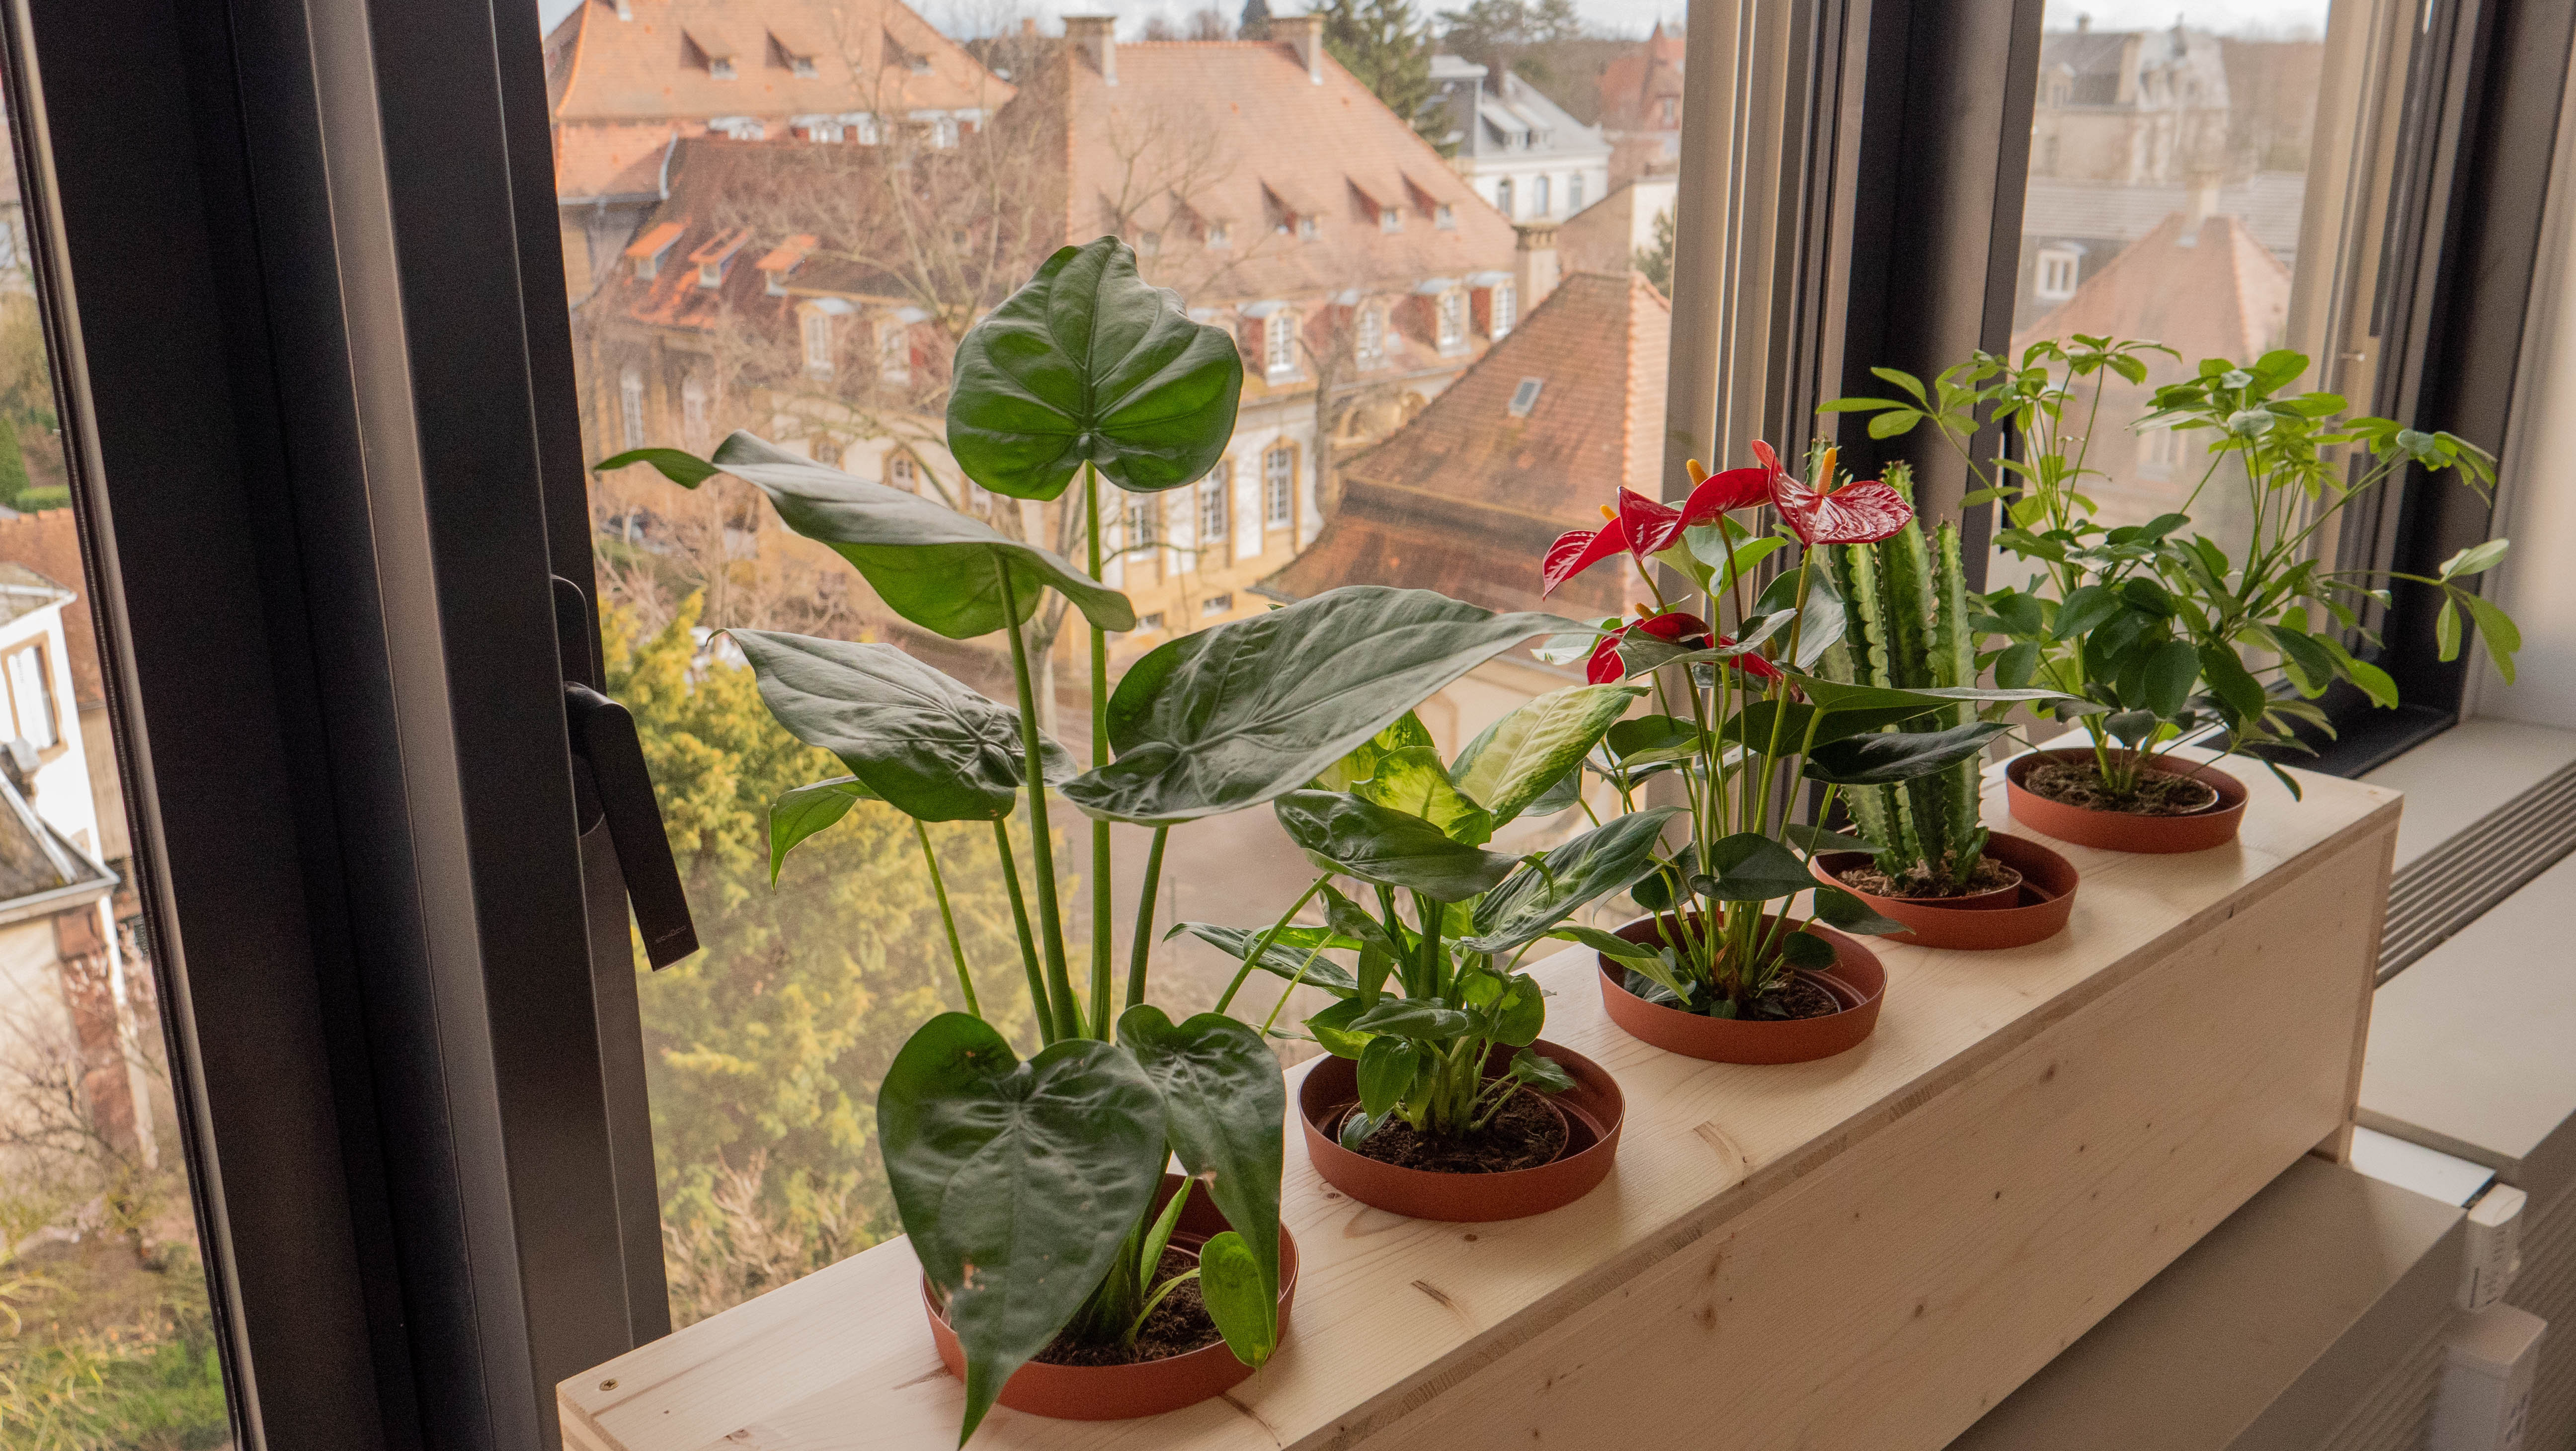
left=1240, top=0, right=1273, bottom=41
left=608, top=595, right=1060, bottom=1323
left=1436, top=0, right=1581, bottom=85
left=1636, top=205, right=1675, bottom=295
left=1316, top=0, right=1446, bottom=149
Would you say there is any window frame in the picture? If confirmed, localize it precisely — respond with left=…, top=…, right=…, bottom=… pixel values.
left=2, top=636, right=58, bottom=750
left=1263, top=442, right=1295, bottom=529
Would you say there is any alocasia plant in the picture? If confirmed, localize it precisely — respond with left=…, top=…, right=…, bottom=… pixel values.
left=600, top=238, right=1564, bottom=1444
left=1176, top=691, right=1669, bottom=1154
left=1542, top=442, right=2075, bottom=1015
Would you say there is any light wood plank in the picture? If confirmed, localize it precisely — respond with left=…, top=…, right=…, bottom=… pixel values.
left=564, top=760, right=2398, bottom=1451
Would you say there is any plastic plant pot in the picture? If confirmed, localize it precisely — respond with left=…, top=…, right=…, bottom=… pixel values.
left=1808, top=833, right=2080, bottom=951
left=2005, top=747, right=2249, bottom=853
left=1299, top=1039, right=1623, bottom=1222
left=1595, top=914, right=1885, bottom=1064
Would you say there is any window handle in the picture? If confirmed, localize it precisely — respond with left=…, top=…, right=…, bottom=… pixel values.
left=563, top=682, right=699, bottom=969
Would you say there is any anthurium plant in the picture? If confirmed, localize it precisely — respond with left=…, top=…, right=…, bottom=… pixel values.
left=1827, top=340, right=2515, bottom=801
left=1176, top=689, right=1672, bottom=1154
left=1538, top=442, right=2074, bottom=1017
left=600, top=238, right=1564, bottom=1443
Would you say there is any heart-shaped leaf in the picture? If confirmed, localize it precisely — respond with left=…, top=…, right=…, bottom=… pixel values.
left=1117, top=1007, right=1284, bottom=1346
left=1696, top=832, right=1815, bottom=902
left=947, top=236, right=1245, bottom=500
left=768, top=775, right=876, bottom=885
left=1804, top=721, right=2012, bottom=786
left=877, top=1015, right=1166, bottom=1443
left=1355, top=745, right=1496, bottom=845
left=1485, top=973, right=1545, bottom=1048
left=1061, top=587, right=1565, bottom=824
left=1450, top=684, right=1644, bottom=826
left=618, top=432, right=1135, bottom=639
left=733, top=631, right=1073, bottom=821
left=1462, top=806, right=1682, bottom=952
left=1307, top=996, right=1376, bottom=1058
left=1273, top=791, right=1522, bottom=901
left=1507, top=1046, right=1576, bottom=1094
left=1311, top=711, right=1438, bottom=793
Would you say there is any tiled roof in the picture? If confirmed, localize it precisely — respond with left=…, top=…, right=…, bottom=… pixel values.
left=0, top=765, right=109, bottom=907
left=1043, top=40, right=1519, bottom=307
left=2012, top=211, right=2291, bottom=366
left=546, top=0, right=1013, bottom=199
left=1597, top=25, right=1686, bottom=134
left=1265, top=271, right=1667, bottom=618
left=2024, top=172, right=2305, bottom=262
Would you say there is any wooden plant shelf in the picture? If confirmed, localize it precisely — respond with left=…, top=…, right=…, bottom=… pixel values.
left=563, top=759, right=2399, bottom=1451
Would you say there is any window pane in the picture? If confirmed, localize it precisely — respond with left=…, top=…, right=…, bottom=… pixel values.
left=2004, top=5, right=2334, bottom=583
left=548, top=0, right=1676, bottom=1326
left=0, top=70, right=235, bottom=1446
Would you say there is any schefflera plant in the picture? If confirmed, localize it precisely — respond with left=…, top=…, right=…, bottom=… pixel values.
left=1177, top=688, right=1674, bottom=1148
left=1539, top=442, right=2074, bottom=1016
left=1811, top=463, right=2006, bottom=896
left=600, top=238, right=1566, bottom=1445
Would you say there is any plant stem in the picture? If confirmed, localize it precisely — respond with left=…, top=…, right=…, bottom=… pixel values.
left=1127, top=826, right=1168, bottom=1012
left=1214, top=873, right=1329, bottom=1015
left=916, top=820, right=980, bottom=1017
left=993, top=819, right=1055, bottom=1045
left=1086, top=463, right=1115, bottom=1039
left=1001, top=567, right=1083, bottom=1040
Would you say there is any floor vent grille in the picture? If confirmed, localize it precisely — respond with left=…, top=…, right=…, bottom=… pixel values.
left=2378, top=756, right=2576, bottom=982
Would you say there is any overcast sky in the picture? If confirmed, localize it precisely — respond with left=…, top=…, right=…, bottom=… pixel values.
left=538, top=0, right=2328, bottom=52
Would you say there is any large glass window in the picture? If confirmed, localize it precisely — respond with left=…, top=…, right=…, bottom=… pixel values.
left=549, top=0, right=1685, bottom=1326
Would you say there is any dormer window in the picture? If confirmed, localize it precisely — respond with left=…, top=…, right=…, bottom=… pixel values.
left=2034, top=244, right=2083, bottom=302
left=1299, top=217, right=1319, bottom=241
left=1140, top=232, right=1162, bottom=256
left=880, top=322, right=912, bottom=385
left=1436, top=204, right=1455, bottom=230
left=758, top=233, right=817, bottom=296
left=625, top=220, right=685, bottom=281
left=887, top=452, right=920, bottom=492
left=792, top=115, right=843, bottom=142
left=803, top=312, right=833, bottom=378
left=842, top=112, right=880, bottom=145
left=1492, top=279, right=1517, bottom=339
left=1437, top=289, right=1466, bottom=353
left=1379, top=206, right=1402, bottom=234
left=1264, top=312, right=1297, bottom=379
left=690, top=227, right=751, bottom=288
left=1206, top=223, right=1231, bottom=249
left=1357, top=306, right=1384, bottom=365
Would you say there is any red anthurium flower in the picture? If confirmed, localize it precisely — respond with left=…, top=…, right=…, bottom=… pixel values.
left=1616, top=487, right=1685, bottom=564
left=1757, top=440, right=1914, bottom=546
left=1542, top=509, right=1630, bottom=598
left=1585, top=609, right=1785, bottom=686
left=1680, top=457, right=1772, bottom=523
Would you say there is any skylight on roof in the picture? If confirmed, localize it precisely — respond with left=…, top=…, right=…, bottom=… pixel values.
left=1508, top=378, right=1543, bottom=417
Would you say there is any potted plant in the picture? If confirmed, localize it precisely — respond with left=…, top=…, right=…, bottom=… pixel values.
left=1803, top=463, right=2079, bottom=950
left=1540, top=442, right=2074, bottom=1063
left=1180, top=691, right=1663, bottom=1221
left=601, top=238, right=1570, bottom=1440
left=1829, top=342, right=2519, bottom=852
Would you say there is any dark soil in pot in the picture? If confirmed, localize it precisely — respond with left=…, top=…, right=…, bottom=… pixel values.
left=1808, top=836, right=2080, bottom=951
left=1333, top=1092, right=1568, bottom=1174
left=2021, top=758, right=2220, bottom=816
left=2005, top=748, right=2250, bottom=854
left=1298, top=1041, right=1624, bottom=1222
left=1833, top=855, right=2024, bottom=901
left=1031, top=1246, right=1218, bottom=1367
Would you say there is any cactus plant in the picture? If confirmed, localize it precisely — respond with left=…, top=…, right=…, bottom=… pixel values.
left=1816, top=463, right=1995, bottom=897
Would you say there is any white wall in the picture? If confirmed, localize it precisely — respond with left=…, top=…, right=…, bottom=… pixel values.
left=0, top=601, right=100, bottom=856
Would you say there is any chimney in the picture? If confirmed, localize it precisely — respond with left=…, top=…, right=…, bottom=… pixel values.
left=2075, top=12, right=2091, bottom=30
left=1065, top=14, right=1117, bottom=84
left=1513, top=221, right=1560, bottom=313
left=1289, top=13, right=1324, bottom=83
left=2180, top=166, right=2220, bottom=245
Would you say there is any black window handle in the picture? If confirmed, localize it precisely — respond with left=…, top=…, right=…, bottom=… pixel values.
left=563, top=686, right=699, bottom=969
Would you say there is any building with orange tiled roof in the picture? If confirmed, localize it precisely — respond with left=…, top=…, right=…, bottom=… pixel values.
left=1595, top=23, right=1686, bottom=188
left=1260, top=268, right=1668, bottom=769
left=544, top=0, right=1013, bottom=297
left=2008, top=205, right=2289, bottom=535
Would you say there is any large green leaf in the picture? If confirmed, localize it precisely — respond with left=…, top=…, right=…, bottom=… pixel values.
left=1463, top=806, right=1682, bottom=952
left=1450, top=684, right=1645, bottom=826
left=1355, top=745, right=1495, bottom=844
left=1194, top=1232, right=1275, bottom=1367
left=607, top=432, right=1134, bottom=640
left=1061, top=587, right=1565, bottom=824
left=1273, top=790, right=1521, bottom=901
left=1311, top=711, right=1438, bottom=793
left=946, top=236, right=1245, bottom=500
left=768, top=775, right=876, bottom=886
left=1803, top=721, right=2012, bottom=785
left=1116, top=1007, right=1284, bottom=1351
left=1787, top=672, right=2077, bottom=716
left=877, top=1015, right=1167, bottom=1443
left=731, top=630, right=1072, bottom=822
left=1696, top=832, right=1816, bottom=902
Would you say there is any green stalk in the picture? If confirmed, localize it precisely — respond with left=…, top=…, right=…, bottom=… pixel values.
left=1126, top=826, right=1168, bottom=1012
left=993, top=819, right=1055, bottom=1045
left=1214, top=873, right=1329, bottom=1015
left=1001, top=566, right=1083, bottom=1040
left=917, top=820, right=980, bottom=1017
left=1086, top=463, right=1114, bottom=1040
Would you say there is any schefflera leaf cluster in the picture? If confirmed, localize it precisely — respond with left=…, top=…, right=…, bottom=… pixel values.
left=599, top=237, right=1569, bottom=1444
left=1178, top=686, right=1669, bottom=1147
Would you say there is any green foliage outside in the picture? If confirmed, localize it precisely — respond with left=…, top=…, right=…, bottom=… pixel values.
left=1314, top=0, right=1447, bottom=151
left=0, top=1241, right=229, bottom=1451
left=1636, top=206, right=1675, bottom=294
left=1437, top=0, right=1583, bottom=86
left=605, top=595, right=1055, bottom=1325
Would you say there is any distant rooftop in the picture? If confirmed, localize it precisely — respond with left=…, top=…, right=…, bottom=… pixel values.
left=2024, top=172, right=2306, bottom=264
left=0, top=561, right=72, bottom=630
